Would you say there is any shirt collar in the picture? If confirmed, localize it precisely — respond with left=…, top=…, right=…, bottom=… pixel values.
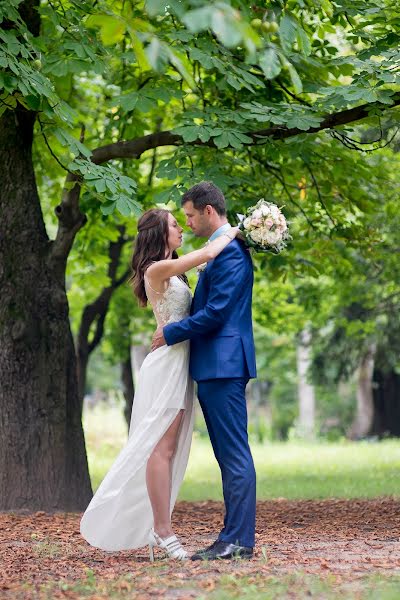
left=209, top=223, right=231, bottom=242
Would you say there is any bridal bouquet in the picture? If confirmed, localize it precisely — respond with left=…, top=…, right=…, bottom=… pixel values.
left=238, top=199, right=290, bottom=254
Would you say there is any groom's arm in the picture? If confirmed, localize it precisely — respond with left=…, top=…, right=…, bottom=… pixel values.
left=163, top=244, right=249, bottom=346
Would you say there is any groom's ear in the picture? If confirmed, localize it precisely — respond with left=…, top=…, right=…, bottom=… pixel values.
left=204, top=204, right=214, bottom=216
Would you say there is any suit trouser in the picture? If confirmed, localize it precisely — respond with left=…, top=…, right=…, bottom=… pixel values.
left=197, top=378, right=256, bottom=548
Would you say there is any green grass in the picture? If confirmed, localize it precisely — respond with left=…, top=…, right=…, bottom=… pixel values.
left=25, top=572, right=400, bottom=600
left=83, top=402, right=400, bottom=500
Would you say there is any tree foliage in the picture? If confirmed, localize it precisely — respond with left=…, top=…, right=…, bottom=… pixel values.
left=1, top=0, right=400, bottom=454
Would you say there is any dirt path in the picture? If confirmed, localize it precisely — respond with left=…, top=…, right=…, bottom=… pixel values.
left=1, top=498, right=399, bottom=598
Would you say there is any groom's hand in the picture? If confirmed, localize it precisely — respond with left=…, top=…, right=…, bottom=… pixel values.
left=151, top=326, right=166, bottom=351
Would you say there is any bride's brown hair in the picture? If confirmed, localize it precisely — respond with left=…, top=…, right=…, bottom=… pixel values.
left=131, top=208, right=188, bottom=307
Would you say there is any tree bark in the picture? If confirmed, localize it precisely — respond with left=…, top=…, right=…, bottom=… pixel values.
left=372, top=368, right=400, bottom=437
left=121, top=356, right=134, bottom=430
left=347, top=345, right=376, bottom=440
left=0, top=106, right=92, bottom=510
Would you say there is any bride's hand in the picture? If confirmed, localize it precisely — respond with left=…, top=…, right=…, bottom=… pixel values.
left=231, top=226, right=245, bottom=241
left=151, top=326, right=166, bottom=351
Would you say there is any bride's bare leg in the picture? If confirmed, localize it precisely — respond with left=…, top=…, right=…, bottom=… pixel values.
left=146, top=410, right=184, bottom=538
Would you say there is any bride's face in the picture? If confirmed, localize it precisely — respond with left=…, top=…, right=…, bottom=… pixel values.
left=167, top=212, right=183, bottom=253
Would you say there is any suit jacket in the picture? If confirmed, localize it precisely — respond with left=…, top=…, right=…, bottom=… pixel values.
left=164, top=239, right=257, bottom=382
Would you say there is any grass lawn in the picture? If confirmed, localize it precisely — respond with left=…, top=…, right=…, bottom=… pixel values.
left=83, top=402, right=400, bottom=500
left=26, top=572, right=400, bottom=600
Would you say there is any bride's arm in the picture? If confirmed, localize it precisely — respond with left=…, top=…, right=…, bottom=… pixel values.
left=146, top=227, right=240, bottom=280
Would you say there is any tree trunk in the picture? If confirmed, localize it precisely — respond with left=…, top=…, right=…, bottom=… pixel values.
left=347, top=345, right=376, bottom=440
left=0, top=105, right=92, bottom=510
left=372, top=368, right=400, bottom=437
left=131, top=345, right=149, bottom=383
left=121, top=356, right=134, bottom=429
left=296, top=328, right=315, bottom=438
left=76, top=228, right=130, bottom=412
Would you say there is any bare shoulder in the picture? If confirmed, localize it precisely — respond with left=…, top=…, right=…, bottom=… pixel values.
left=146, top=260, right=169, bottom=277
left=144, top=261, right=170, bottom=293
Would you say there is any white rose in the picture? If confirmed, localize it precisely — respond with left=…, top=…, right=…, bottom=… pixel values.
left=270, top=205, right=280, bottom=219
left=265, top=230, right=281, bottom=245
left=243, top=217, right=252, bottom=230
left=252, top=208, right=262, bottom=220
left=249, top=229, right=263, bottom=244
left=261, top=204, right=270, bottom=217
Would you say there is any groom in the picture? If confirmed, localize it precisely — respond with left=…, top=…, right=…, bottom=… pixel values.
left=152, top=181, right=257, bottom=560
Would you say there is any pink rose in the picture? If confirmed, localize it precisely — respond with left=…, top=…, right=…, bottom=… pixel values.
left=265, top=218, right=274, bottom=229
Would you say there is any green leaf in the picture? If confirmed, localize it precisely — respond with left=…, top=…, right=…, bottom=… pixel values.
left=146, top=37, right=164, bottom=71
left=211, top=8, right=241, bottom=47
left=23, top=94, right=40, bottom=110
left=287, top=63, right=303, bottom=94
left=129, top=29, right=151, bottom=70
left=145, top=0, right=168, bottom=16
left=182, top=7, right=213, bottom=32
left=118, top=92, right=139, bottom=112
left=154, top=188, right=171, bottom=204
left=285, top=113, right=322, bottom=131
left=296, top=26, right=311, bottom=56
left=320, top=0, right=333, bottom=17
left=226, top=73, right=242, bottom=90
left=54, top=129, right=92, bottom=158
left=279, top=15, right=298, bottom=53
left=119, top=175, right=137, bottom=190
left=227, top=132, right=243, bottom=149
left=259, top=48, right=282, bottom=80
left=94, top=179, right=107, bottom=193
left=116, top=196, right=131, bottom=216
left=233, top=131, right=253, bottom=144
left=100, top=202, right=116, bottom=215
left=135, top=94, right=157, bottom=112
left=173, top=125, right=201, bottom=142
left=213, top=131, right=230, bottom=148
left=166, top=46, right=196, bottom=91
left=280, top=14, right=311, bottom=56
left=198, top=127, right=211, bottom=142
left=189, top=47, right=214, bottom=69
left=86, top=15, right=126, bottom=46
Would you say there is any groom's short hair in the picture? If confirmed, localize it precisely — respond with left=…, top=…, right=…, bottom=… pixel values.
left=181, top=181, right=226, bottom=216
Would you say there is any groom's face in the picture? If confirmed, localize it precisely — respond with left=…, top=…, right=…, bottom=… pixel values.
left=183, top=200, right=212, bottom=238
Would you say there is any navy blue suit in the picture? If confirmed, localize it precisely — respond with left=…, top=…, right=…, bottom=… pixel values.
left=164, top=239, right=257, bottom=547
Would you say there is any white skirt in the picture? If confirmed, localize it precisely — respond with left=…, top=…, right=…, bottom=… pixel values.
left=80, top=341, right=195, bottom=551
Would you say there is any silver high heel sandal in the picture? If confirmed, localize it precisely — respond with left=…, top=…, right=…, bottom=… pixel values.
left=148, top=528, right=188, bottom=561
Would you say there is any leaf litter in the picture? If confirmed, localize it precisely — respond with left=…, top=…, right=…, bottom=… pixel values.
left=0, top=498, right=399, bottom=598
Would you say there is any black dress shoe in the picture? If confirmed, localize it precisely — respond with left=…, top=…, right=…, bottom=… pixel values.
left=191, top=539, right=219, bottom=556
left=191, top=540, right=253, bottom=561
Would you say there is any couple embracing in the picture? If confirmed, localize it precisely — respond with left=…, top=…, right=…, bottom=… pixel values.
left=80, top=181, right=257, bottom=561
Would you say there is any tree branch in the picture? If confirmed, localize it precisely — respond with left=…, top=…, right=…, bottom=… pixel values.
left=91, top=94, right=400, bottom=164
left=78, top=225, right=129, bottom=358
left=49, top=172, right=87, bottom=275
left=49, top=126, right=87, bottom=271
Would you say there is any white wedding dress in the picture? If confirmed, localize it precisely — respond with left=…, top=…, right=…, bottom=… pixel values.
left=80, top=275, right=195, bottom=551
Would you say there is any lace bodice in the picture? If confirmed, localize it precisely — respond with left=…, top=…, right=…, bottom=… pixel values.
left=145, top=275, right=192, bottom=327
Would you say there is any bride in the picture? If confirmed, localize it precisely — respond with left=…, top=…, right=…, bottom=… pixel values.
left=80, top=208, right=239, bottom=560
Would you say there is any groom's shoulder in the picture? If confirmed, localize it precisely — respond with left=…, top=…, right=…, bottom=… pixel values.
left=227, top=238, right=250, bottom=256
left=215, top=238, right=250, bottom=263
